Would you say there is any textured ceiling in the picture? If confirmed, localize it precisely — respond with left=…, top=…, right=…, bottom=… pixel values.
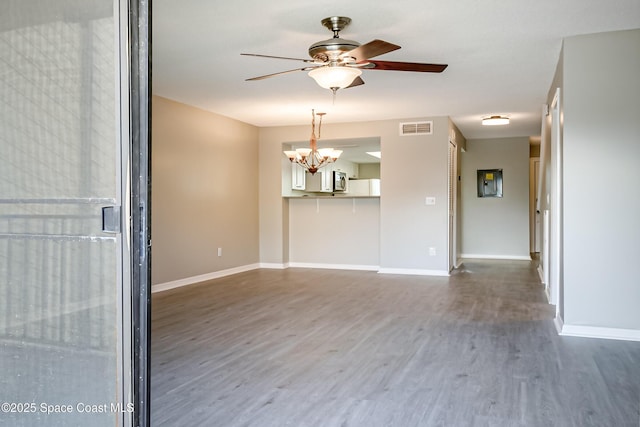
left=152, top=0, right=639, bottom=139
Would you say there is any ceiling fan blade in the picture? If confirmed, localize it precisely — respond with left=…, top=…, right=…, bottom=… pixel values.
left=346, top=39, right=400, bottom=62
left=345, top=76, right=365, bottom=89
left=365, top=60, right=448, bottom=73
left=246, top=66, right=318, bottom=81
left=241, top=53, right=316, bottom=63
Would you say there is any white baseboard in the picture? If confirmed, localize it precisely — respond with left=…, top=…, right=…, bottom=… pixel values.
left=553, top=314, right=564, bottom=334
left=378, top=268, right=450, bottom=277
left=288, top=262, right=379, bottom=271
left=461, top=254, right=532, bottom=261
left=153, top=262, right=447, bottom=292
left=560, top=324, right=640, bottom=342
left=537, top=269, right=553, bottom=306
left=259, top=262, right=289, bottom=269
left=152, top=263, right=260, bottom=293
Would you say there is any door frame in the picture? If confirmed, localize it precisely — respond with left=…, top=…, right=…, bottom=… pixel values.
left=549, top=88, right=563, bottom=318
left=529, top=157, right=540, bottom=253
left=128, top=0, right=151, bottom=425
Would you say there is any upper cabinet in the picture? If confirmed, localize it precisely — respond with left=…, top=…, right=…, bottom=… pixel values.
left=349, top=179, right=380, bottom=197
left=305, top=165, right=334, bottom=193
left=291, top=163, right=306, bottom=190
left=333, top=158, right=358, bottom=179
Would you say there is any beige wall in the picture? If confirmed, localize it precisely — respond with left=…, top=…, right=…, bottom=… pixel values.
left=259, top=117, right=452, bottom=274
left=151, top=96, right=259, bottom=285
left=380, top=117, right=450, bottom=273
left=358, top=163, right=380, bottom=179
left=150, top=98, right=486, bottom=279
left=289, top=197, right=380, bottom=268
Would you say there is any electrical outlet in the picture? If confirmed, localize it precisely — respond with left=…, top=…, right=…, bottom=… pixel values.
left=217, top=247, right=222, bottom=257
left=429, top=247, right=436, bottom=256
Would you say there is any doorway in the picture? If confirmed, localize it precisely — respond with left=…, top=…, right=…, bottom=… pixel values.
left=530, top=156, right=541, bottom=254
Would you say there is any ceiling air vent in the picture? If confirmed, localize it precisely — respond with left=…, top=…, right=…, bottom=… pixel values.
left=399, top=121, right=433, bottom=136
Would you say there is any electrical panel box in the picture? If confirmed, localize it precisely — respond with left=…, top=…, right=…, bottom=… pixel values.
left=477, top=169, right=503, bottom=198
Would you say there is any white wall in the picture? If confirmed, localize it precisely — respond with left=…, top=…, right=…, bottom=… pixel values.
left=561, top=29, right=640, bottom=333
left=460, top=137, right=531, bottom=259
left=152, top=96, right=260, bottom=286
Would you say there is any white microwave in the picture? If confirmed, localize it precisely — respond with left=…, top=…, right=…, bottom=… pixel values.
left=333, top=171, right=347, bottom=192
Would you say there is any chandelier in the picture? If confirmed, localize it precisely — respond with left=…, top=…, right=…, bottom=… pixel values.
left=283, top=110, right=342, bottom=175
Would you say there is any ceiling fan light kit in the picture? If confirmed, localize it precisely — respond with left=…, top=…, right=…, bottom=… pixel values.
left=482, top=115, right=510, bottom=126
left=242, top=16, right=448, bottom=95
left=308, top=66, right=362, bottom=90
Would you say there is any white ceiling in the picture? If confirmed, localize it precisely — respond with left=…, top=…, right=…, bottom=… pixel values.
left=152, top=0, right=639, bottom=140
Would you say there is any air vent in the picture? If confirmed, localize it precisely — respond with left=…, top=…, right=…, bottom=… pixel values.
left=399, top=121, right=433, bottom=136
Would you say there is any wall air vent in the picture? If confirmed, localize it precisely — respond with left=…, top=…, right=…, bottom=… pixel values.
left=399, top=121, right=433, bottom=136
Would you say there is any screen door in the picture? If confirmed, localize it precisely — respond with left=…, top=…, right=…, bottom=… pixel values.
left=0, top=1, right=133, bottom=425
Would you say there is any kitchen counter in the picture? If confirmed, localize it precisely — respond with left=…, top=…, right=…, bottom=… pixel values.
left=284, top=194, right=380, bottom=198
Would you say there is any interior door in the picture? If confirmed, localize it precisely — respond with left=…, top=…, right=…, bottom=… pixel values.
left=0, top=1, right=135, bottom=425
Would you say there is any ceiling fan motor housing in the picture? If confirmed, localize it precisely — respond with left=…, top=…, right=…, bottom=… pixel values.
left=309, top=16, right=360, bottom=62
left=308, top=38, right=360, bottom=62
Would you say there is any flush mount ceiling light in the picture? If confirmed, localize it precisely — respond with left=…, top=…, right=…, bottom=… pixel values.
left=482, top=115, right=510, bottom=126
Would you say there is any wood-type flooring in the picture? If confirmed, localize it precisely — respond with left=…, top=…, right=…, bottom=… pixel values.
left=151, top=260, right=640, bottom=426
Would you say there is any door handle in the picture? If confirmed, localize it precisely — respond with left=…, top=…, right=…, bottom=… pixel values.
left=102, top=206, right=122, bottom=234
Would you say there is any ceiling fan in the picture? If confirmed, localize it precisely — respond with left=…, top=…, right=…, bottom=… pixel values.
left=242, top=16, right=448, bottom=94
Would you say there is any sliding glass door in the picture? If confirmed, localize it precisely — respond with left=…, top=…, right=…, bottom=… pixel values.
left=0, top=1, right=141, bottom=425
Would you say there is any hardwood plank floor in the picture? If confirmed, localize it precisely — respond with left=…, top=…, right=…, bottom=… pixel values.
left=151, top=260, right=640, bottom=426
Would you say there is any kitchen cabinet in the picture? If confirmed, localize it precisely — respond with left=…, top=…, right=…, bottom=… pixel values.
left=291, top=163, right=306, bottom=190
left=348, top=179, right=380, bottom=196
left=305, top=166, right=334, bottom=192
left=333, top=158, right=358, bottom=179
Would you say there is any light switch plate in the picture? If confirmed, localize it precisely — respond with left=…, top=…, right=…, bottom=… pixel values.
left=425, top=197, right=436, bottom=205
